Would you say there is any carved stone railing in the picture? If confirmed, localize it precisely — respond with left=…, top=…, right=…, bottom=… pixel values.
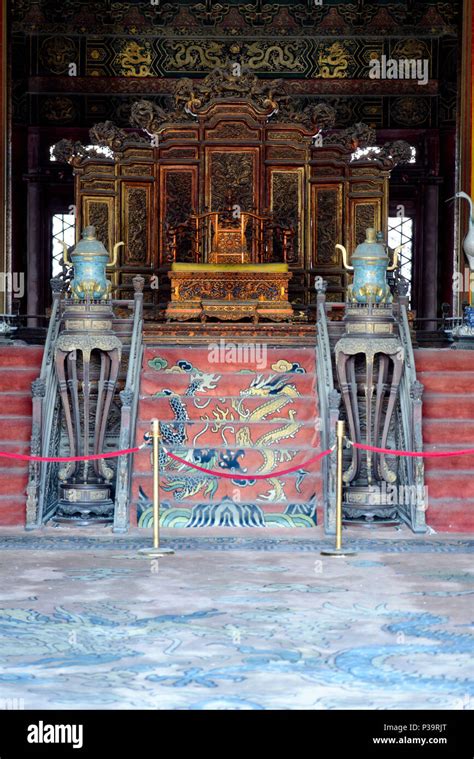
left=315, top=285, right=341, bottom=534
left=395, top=296, right=427, bottom=532
left=25, top=279, right=63, bottom=529
left=113, top=276, right=144, bottom=533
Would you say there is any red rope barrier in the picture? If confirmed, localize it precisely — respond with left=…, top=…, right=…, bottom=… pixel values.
left=350, top=441, right=474, bottom=458
left=164, top=448, right=333, bottom=480
left=2, top=436, right=474, bottom=469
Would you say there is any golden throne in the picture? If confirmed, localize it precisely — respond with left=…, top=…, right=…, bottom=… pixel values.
left=165, top=208, right=294, bottom=323
left=206, top=211, right=250, bottom=265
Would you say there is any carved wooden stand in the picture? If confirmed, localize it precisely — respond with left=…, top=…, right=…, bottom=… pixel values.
left=335, top=302, right=404, bottom=524
left=54, top=300, right=122, bottom=525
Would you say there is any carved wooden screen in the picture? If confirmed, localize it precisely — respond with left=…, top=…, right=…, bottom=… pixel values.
left=160, top=167, right=198, bottom=265
left=207, top=149, right=258, bottom=212
left=309, top=146, right=391, bottom=303
left=311, top=184, right=344, bottom=301
left=78, top=161, right=117, bottom=256
left=269, top=168, right=305, bottom=263
left=71, top=96, right=396, bottom=311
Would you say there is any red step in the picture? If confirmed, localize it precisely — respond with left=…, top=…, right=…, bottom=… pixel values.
left=425, top=472, right=474, bottom=499
left=424, top=500, right=474, bottom=532
left=0, top=368, right=39, bottom=393
left=417, top=371, right=474, bottom=394
left=424, top=449, right=474, bottom=472
left=0, top=469, right=28, bottom=496
left=0, top=393, right=33, bottom=417
left=414, top=349, right=474, bottom=372
left=0, top=417, right=34, bottom=442
left=0, top=496, right=26, bottom=525
left=0, top=345, right=43, bottom=526
left=0, top=346, right=43, bottom=368
left=413, top=349, right=474, bottom=532
left=422, top=419, right=474, bottom=445
left=422, top=394, right=474, bottom=419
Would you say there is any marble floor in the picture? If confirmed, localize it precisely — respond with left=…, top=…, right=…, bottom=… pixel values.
left=0, top=526, right=472, bottom=710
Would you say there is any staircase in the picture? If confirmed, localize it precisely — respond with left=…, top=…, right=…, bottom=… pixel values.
left=415, top=349, right=474, bottom=532
left=132, top=343, right=321, bottom=527
left=0, top=346, right=43, bottom=525
left=0, top=343, right=472, bottom=532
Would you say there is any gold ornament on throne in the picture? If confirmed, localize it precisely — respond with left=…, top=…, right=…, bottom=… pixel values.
left=165, top=196, right=294, bottom=322
left=203, top=210, right=250, bottom=265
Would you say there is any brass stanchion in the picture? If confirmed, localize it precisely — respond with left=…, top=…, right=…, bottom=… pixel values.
left=321, top=420, right=356, bottom=557
left=138, top=418, right=174, bottom=557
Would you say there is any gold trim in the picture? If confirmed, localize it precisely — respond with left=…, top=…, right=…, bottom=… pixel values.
left=171, top=262, right=289, bottom=273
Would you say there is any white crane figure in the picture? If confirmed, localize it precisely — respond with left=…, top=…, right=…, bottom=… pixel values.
left=449, top=191, right=474, bottom=270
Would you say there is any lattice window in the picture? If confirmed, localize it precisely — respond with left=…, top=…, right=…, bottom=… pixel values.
left=51, top=214, right=75, bottom=278
left=388, top=215, right=413, bottom=300
left=351, top=146, right=417, bottom=163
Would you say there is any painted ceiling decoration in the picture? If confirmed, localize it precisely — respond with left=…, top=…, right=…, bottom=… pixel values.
left=11, top=1, right=459, bottom=35
left=11, top=1, right=459, bottom=130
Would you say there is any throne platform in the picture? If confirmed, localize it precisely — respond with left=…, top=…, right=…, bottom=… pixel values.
left=165, top=208, right=294, bottom=323
left=166, top=262, right=292, bottom=323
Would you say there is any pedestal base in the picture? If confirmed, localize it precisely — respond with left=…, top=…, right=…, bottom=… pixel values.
left=451, top=309, right=474, bottom=349
left=321, top=547, right=357, bottom=557
left=451, top=328, right=474, bottom=349
left=54, top=482, right=114, bottom=525
left=137, top=547, right=175, bottom=557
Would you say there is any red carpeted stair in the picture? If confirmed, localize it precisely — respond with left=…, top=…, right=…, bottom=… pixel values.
left=0, top=346, right=43, bottom=525
left=415, top=349, right=474, bottom=532
left=132, top=344, right=321, bottom=527
left=0, top=343, right=472, bottom=533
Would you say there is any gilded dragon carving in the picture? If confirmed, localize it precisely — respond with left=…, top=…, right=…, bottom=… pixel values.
left=315, top=42, right=350, bottom=79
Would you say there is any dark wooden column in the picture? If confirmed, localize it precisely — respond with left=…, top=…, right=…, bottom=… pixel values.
left=25, top=128, right=43, bottom=323
left=418, top=177, right=442, bottom=330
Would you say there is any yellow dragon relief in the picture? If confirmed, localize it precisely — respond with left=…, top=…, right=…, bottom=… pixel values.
left=117, top=41, right=152, bottom=77
left=167, top=42, right=224, bottom=70
left=245, top=42, right=305, bottom=71
left=316, top=42, right=349, bottom=79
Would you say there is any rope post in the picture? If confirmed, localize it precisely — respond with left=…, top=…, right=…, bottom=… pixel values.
left=138, top=418, right=174, bottom=558
left=321, top=420, right=356, bottom=557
